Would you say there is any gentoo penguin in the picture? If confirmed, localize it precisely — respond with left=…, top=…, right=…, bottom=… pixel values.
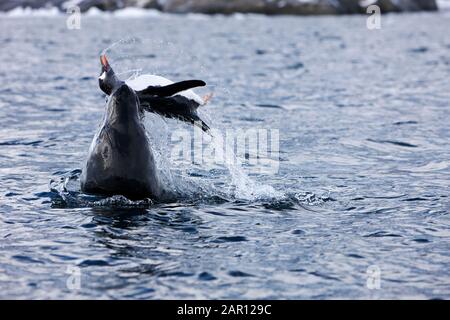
left=80, top=54, right=210, bottom=200
left=127, top=74, right=212, bottom=132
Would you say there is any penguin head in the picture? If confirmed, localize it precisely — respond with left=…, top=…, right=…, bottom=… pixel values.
left=99, top=54, right=121, bottom=95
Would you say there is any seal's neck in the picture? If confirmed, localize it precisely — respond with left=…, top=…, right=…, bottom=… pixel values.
left=105, top=85, right=140, bottom=127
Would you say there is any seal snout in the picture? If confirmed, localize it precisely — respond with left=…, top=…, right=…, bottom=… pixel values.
left=116, top=83, right=133, bottom=94
left=108, top=83, right=139, bottom=121
left=113, top=83, right=135, bottom=101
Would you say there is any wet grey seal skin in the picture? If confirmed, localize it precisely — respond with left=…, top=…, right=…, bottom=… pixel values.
left=80, top=55, right=162, bottom=200
left=80, top=55, right=209, bottom=200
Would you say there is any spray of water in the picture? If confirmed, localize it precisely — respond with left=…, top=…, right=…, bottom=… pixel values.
left=51, top=38, right=286, bottom=207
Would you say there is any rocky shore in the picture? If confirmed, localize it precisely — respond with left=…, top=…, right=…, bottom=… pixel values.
left=0, top=0, right=439, bottom=15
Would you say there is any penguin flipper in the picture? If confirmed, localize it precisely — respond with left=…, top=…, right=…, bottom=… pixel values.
left=139, top=95, right=210, bottom=133
left=138, top=80, right=206, bottom=97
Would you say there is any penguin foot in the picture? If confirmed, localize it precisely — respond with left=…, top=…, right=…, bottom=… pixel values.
left=202, top=93, right=214, bottom=105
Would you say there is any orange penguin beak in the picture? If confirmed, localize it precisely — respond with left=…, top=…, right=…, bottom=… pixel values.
left=100, top=54, right=110, bottom=71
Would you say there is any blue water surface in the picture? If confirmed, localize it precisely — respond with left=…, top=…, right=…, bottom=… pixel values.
left=0, top=12, right=449, bottom=299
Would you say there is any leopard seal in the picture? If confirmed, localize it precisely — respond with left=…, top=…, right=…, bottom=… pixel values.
left=80, top=54, right=209, bottom=200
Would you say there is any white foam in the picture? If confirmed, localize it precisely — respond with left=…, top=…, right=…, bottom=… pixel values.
left=0, top=6, right=218, bottom=19
left=113, top=8, right=162, bottom=18
left=212, top=134, right=284, bottom=201
left=3, top=6, right=61, bottom=17
left=85, top=7, right=105, bottom=16
left=185, top=12, right=210, bottom=20
left=359, top=0, right=378, bottom=7
left=0, top=6, right=164, bottom=18
left=61, top=0, right=84, bottom=10
left=142, top=114, right=283, bottom=202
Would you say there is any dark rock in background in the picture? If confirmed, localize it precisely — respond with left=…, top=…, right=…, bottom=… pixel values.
left=0, top=0, right=161, bottom=12
left=159, top=0, right=339, bottom=15
left=0, top=0, right=65, bottom=11
left=374, top=0, right=438, bottom=12
left=159, top=0, right=439, bottom=15
left=0, top=0, right=440, bottom=14
left=336, top=0, right=365, bottom=13
left=73, top=0, right=161, bottom=12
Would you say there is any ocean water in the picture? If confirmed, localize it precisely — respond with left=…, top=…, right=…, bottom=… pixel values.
left=0, top=11, right=449, bottom=299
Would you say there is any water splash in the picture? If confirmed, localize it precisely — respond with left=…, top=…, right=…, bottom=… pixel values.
left=49, top=39, right=286, bottom=207
left=49, top=170, right=154, bottom=208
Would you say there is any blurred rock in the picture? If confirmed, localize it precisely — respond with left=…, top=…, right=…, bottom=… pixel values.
left=0, top=0, right=65, bottom=11
left=160, top=0, right=438, bottom=14
left=372, top=0, right=438, bottom=12
left=0, top=0, right=439, bottom=14
left=336, top=0, right=364, bottom=13
left=160, top=0, right=339, bottom=15
left=64, top=0, right=161, bottom=12
left=0, top=0, right=161, bottom=12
